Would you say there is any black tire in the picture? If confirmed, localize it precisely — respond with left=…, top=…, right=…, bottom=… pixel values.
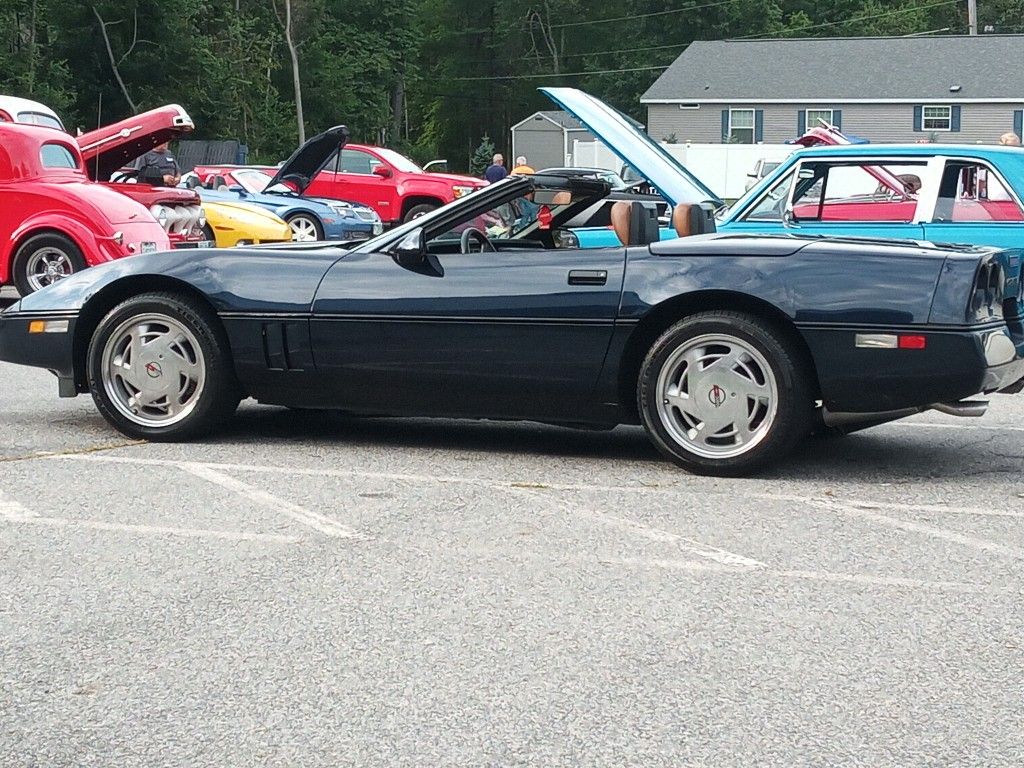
left=403, top=203, right=438, bottom=223
left=201, top=223, right=217, bottom=245
left=12, top=232, right=86, bottom=295
left=285, top=212, right=325, bottom=241
left=86, top=292, right=241, bottom=441
left=637, top=311, right=814, bottom=476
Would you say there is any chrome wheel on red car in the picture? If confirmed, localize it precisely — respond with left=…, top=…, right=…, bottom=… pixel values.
left=12, top=232, right=86, bottom=295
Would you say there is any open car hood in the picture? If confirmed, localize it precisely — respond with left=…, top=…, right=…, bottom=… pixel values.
left=540, top=87, right=723, bottom=209
left=266, top=125, right=349, bottom=195
left=78, top=104, right=194, bottom=182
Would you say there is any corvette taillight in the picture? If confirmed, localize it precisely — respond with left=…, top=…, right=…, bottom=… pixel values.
left=970, top=260, right=1004, bottom=322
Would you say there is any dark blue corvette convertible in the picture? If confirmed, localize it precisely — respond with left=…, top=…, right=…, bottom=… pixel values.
left=1, top=89, right=1023, bottom=476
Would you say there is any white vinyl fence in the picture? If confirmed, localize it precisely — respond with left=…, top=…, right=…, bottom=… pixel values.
left=572, top=140, right=797, bottom=200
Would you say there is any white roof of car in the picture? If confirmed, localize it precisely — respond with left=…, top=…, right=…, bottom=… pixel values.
left=0, top=95, right=63, bottom=127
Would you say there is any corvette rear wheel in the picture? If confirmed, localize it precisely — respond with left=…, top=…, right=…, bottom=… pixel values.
left=286, top=213, right=324, bottom=242
left=13, top=233, right=86, bottom=295
left=638, top=311, right=813, bottom=476
left=87, top=292, right=241, bottom=441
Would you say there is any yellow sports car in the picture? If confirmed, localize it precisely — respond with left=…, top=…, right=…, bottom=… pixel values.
left=202, top=200, right=292, bottom=247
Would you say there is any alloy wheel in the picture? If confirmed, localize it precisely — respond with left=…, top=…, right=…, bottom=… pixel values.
left=100, top=313, right=207, bottom=428
left=289, top=216, right=319, bottom=241
left=655, top=333, right=779, bottom=459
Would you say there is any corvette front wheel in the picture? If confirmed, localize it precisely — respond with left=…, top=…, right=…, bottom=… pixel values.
left=87, top=292, right=241, bottom=441
left=638, top=311, right=813, bottom=476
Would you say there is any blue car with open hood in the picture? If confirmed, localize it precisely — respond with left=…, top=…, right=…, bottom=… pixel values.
left=0, top=91, right=1021, bottom=477
left=189, top=126, right=383, bottom=243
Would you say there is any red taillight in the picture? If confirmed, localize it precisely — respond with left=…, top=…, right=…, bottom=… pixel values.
left=898, top=335, right=927, bottom=350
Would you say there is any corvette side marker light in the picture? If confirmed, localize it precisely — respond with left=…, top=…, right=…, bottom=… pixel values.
left=28, top=320, right=69, bottom=334
left=855, top=333, right=927, bottom=349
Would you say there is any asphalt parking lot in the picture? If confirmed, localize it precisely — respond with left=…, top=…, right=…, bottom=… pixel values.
left=2, top=308, right=1023, bottom=765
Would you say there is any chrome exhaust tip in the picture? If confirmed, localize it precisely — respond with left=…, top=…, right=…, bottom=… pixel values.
left=930, top=400, right=989, bottom=418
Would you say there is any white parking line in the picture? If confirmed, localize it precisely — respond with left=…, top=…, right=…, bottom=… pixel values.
left=510, top=485, right=764, bottom=568
left=0, top=489, right=300, bottom=543
left=600, top=557, right=984, bottom=593
left=52, top=454, right=1020, bottom=520
left=46, top=454, right=1023, bottom=559
left=813, top=500, right=1024, bottom=560
left=182, top=464, right=362, bottom=540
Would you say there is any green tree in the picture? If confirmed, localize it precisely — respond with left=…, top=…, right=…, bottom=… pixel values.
left=470, top=134, right=496, bottom=176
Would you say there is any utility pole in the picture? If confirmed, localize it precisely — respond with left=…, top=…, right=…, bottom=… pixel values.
left=968, top=0, right=978, bottom=35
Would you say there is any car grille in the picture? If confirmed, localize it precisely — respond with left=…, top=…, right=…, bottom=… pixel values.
left=354, top=208, right=377, bottom=221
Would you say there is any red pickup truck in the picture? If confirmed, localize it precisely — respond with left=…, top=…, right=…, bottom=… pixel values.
left=222, top=144, right=485, bottom=226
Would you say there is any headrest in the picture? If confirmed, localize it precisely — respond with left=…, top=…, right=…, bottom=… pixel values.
left=550, top=190, right=572, bottom=206
left=611, top=201, right=660, bottom=246
left=672, top=202, right=717, bottom=238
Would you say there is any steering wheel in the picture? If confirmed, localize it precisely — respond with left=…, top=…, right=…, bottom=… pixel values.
left=460, top=227, right=495, bottom=254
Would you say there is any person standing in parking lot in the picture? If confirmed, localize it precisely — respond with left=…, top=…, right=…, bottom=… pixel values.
left=511, top=156, right=535, bottom=174
left=137, top=142, right=181, bottom=187
left=484, top=153, right=508, bottom=184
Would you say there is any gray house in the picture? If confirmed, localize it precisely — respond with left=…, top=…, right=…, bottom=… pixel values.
left=642, top=36, right=1024, bottom=145
left=510, top=110, right=596, bottom=170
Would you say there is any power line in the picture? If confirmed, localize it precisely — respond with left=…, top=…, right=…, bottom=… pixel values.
left=439, top=0, right=744, bottom=37
left=546, top=0, right=744, bottom=29
left=457, top=40, right=690, bottom=67
left=448, top=64, right=671, bottom=82
left=737, top=0, right=958, bottom=39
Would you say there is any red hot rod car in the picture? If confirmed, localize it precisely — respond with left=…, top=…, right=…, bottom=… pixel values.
left=0, top=122, right=169, bottom=294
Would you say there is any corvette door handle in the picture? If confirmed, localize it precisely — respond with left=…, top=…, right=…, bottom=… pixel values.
left=568, top=270, right=608, bottom=286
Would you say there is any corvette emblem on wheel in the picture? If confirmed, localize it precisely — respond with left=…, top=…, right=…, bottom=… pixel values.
left=708, top=384, right=726, bottom=408
left=145, top=361, right=162, bottom=378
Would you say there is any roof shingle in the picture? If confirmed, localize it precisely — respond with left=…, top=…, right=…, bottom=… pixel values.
left=641, top=36, right=1024, bottom=102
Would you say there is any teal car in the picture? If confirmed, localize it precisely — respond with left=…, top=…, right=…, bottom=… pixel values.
left=722, top=143, right=1024, bottom=250
left=547, top=87, right=1024, bottom=250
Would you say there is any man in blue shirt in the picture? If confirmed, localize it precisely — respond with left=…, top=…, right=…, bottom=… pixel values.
left=484, top=154, right=508, bottom=184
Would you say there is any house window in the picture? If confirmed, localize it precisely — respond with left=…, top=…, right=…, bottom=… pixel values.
left=805, top=109, right=834, bottom=128
left=922, top=106, right=952, bottom=131
left=728, top=109, right=755, bottom=144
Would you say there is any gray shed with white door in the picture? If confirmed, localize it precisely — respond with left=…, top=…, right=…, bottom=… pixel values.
left=510, top=110, right=597, bottom=171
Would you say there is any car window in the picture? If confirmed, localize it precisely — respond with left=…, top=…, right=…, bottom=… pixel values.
left=933, top=161, right=1024, bottom=223
left=428, top=187, right=587, bottom=247
left=234, top=169, right=273, bottom=193
left=743, top=170, right=794, bottom=221
left=340, top=149, right=382, bottom=175
left=19, top=111, right=64, bottom=131
left=39, top=143, right=78, bottom=169
left=791, top=161, right=927, bottom=223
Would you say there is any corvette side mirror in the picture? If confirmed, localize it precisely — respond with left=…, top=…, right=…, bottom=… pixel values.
left=782, top=208, right=799, bottom=228
left=391, top=228, right=426, bottom=268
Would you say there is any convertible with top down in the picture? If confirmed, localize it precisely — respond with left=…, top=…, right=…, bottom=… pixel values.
left=0, top=88, right=1022, bottom=476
